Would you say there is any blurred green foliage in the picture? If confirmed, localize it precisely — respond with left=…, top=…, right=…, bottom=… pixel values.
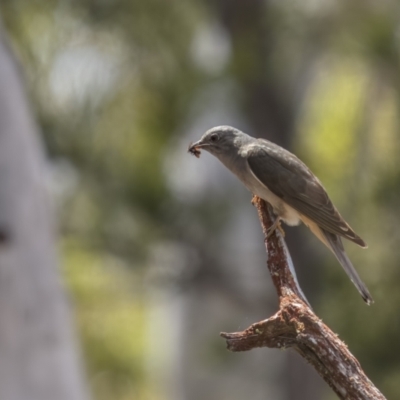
left=64, top=241, right=146, bottom=400
left=3, top=0, right=400, bottom=399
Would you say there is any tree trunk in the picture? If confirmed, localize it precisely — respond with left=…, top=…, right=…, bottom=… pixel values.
left=0, top=18, right=89, bottom=400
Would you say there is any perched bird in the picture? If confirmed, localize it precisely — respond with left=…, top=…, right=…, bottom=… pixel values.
left=188, top=125, right=373, bottom=305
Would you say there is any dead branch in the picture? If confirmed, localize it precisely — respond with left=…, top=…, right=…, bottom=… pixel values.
left=220, top=197, right=385, bottom=400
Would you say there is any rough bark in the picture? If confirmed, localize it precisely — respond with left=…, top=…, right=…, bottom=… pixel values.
left=0, top=19, right=89, bottom=400
left=221, top=197, right=385, bottom=400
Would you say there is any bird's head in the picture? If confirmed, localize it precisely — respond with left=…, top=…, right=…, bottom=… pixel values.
left=188, top=126, right=246, bottom=158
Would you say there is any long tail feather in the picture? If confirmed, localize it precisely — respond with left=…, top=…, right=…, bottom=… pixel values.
left=322, top=229, right=373, bottom=305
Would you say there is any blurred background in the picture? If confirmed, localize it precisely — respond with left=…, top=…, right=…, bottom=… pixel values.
left=1, top=0, right=400, bottom=399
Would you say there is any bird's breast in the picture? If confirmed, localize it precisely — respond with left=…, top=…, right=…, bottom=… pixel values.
left=215, top=149, right=301, bottom=226
left=242, top=162, right=301, bottom=226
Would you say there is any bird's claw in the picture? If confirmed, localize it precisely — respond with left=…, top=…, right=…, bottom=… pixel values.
left=267, top=218, right=285, bottom=238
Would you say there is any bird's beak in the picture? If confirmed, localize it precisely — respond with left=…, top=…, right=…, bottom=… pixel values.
left=188, top=139, right=208, bottom=158
left=190, top=139, right=209, bottom=149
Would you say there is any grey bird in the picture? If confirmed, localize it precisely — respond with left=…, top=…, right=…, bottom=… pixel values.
left=188, top=125, right=373, bottom=305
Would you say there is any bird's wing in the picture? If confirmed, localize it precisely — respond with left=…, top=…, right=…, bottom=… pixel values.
left=246, top=140, right=366, bottom=247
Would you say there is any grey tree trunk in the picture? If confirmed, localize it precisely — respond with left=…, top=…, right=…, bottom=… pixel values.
left=0, top=19, right=89, bottom=400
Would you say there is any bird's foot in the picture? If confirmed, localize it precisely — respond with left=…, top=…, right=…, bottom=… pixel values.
left=267, top=218, right=285, bottom=238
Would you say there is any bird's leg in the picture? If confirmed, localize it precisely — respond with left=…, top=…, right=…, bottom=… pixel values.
left=251, top=196, right=285, bottom=238
left=267, top=217, right=285, bottom=238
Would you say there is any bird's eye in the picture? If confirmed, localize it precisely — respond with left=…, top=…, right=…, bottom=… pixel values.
left=210, top=133, right=219, bottom=142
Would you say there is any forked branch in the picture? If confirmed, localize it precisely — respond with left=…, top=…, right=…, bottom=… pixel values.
left=220, top=197, right=385, bottom=400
